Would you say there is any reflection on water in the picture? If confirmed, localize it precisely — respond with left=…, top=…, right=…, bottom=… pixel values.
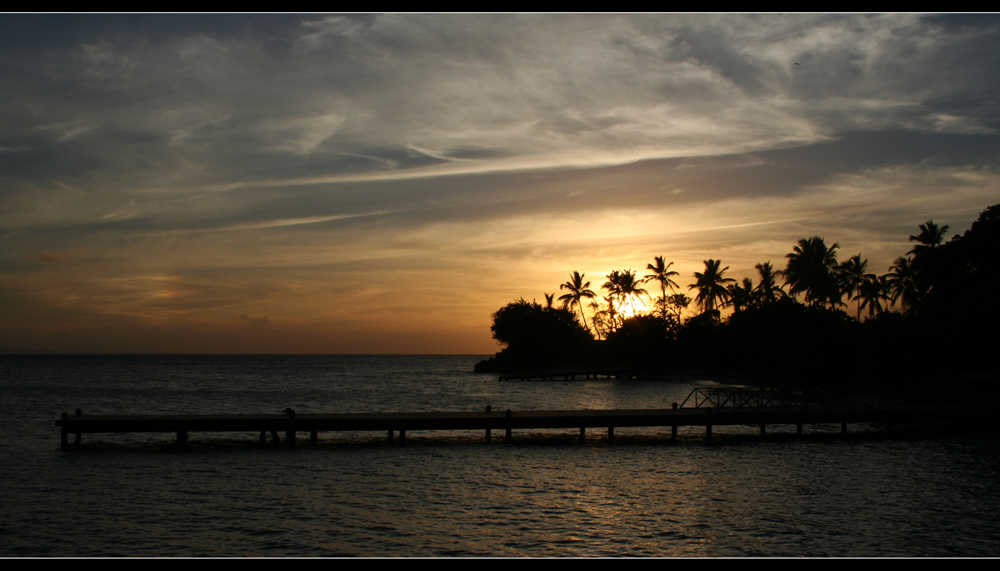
left=2, top=355, right=999, bottom=556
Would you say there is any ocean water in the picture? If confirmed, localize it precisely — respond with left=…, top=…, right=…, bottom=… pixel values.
left=2, top=354, right=999, bottom=557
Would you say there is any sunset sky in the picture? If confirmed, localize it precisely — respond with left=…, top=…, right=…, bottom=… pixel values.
left=2, top=14, right=999, bottom=354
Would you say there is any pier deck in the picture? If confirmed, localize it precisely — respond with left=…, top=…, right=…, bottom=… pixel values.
left=56, top=400, right=996, bottom=448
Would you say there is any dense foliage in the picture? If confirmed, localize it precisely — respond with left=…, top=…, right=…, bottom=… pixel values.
left=475, top=298, right=593, bottom=373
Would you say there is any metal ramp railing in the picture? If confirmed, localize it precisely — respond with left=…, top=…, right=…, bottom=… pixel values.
left=678, top=386, right=958, bottom=413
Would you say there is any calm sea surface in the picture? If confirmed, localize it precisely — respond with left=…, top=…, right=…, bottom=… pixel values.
left=2, top=354, right=999, bottom=557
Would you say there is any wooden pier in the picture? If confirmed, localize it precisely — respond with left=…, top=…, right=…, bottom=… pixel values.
left=56, top=389, right=1000, bottom=448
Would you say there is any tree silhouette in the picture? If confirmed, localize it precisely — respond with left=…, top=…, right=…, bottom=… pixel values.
left=558, top=271, right=596, bottom=336
left=784, top=236, right=843, bottom=308
left=837, top=254, right=874, bottom=320
left=603, top=269, right=648, bottom=319
left=587, top=298, right=611, bottom=340
left=689, top=259, right=735, bottom=314
left=726, top=278, right=755, bottom=313
left=486, top=298, right=592, bottom=372
left=543, top=293, right=556, bottom=309
left=666, top=293, right=692, bottom=322
left=752, top=261, right=787, bottom=306
left=856, top=274, right=890, bottom=320
left=596, top=295, right=619, bottom=337
left=643, top=256, right=680, bottom=318
left=906, top=220, right=951, bottom=301
left=884, top=256, right=920, bottom=311
left=907, top=220, right=950, bottom=258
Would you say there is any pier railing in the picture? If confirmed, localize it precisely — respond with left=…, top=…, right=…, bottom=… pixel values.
left=678, top=387, right=957, bottom=413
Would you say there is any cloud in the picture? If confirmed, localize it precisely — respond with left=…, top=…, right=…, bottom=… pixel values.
left=263, top=112, right=346, bottom=155
left=295, top=14, right=378, bottom=53
left=38, top=250, right=76, bottom=263
left=4, top=13, right=997, bottom=200
left=240, top=313, right=272, bottom=329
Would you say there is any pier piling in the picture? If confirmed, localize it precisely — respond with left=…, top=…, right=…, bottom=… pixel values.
left=485, top=405, right=492, bottom=442
left=284, top=408, right=296, bottom=444
left=60, top=412, right=68, bottom=449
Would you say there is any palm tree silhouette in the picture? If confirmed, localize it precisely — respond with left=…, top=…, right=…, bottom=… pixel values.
left=666, top=293, right=692, bottom=322
left=837, top=254, right=874, bottom=320
left=884, top=256, right=920, bottom=311
left=784, top=236, right=843, bottom=308
left=726, top=278, right=755, bottom=313
left=558, top=271, right=596, bottom=336
left=643, top=256, right=680, bottom=318
left=603, top=269, right=648, bottom=318
left=856, top=274, right=890, bottom=320
left=543, top=293, right=556, bottom=310
left=689, top=259, right=735, bottom=314
left=907, top=220, right=950, bottom=258
left=752, top=261, right=787, bottom=306
left=602, top=271, right=623, bottom=327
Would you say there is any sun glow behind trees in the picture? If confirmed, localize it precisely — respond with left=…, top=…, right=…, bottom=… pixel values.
left=481, top=203, right=998, bottom=382
left=616, top=298, right=650, bottom=320
left=531, top=208, right=994, bottom=343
